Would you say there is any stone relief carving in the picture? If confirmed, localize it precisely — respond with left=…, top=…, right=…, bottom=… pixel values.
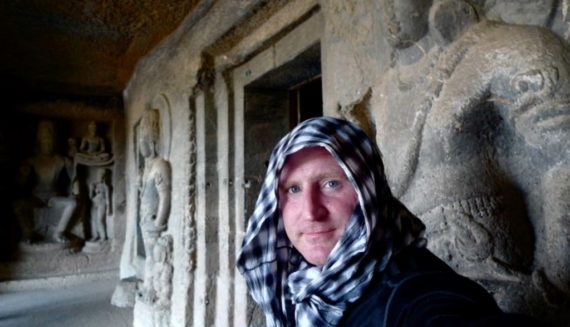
left=115, top=101, right=173, bottom=313
left=75, top=121, right=113, bottom=166
left=10, top=119, right=115, bottom=250
left=136, top=108, right=172, bottom=299
left=76, top=121, right=115, bottom=251
left=419, top=20, right=570, bottom=300
left=141, top=234, right=174, bottom=327
left=88, top=167, right=111, bottom=242
left=371, top=0, right=570, bottom=323
left=12, top=120, right=78, bottom=243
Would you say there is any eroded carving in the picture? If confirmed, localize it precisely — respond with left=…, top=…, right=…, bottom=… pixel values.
left=141, top=234, right=174, bottom=327
left=12, top=121, right=78, bottom=243
left=75, top=121, right=113, bottom=166
left=88, top=167, right=111, bottom=242
left=137, top=109, right=172, bottom=300
left=373, top=1, right=570, bottom=322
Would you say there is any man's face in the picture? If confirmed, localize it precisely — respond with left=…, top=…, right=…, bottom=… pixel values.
left=278, top=147, right=359, bottom=266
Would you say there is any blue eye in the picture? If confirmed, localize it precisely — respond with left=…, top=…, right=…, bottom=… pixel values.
left=288, top=185, right=301, bottom=193
left=325, top=180, right=339, bottom=188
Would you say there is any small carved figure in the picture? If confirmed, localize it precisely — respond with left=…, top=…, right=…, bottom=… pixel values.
left=89, top=168, right=111, bottom=241
left=80, top=121, right=106, bottom=155
left=12, top=121, right=77, bottom=243
left=75, top=121, right=111, bottom=164
left=149, top=234, right=173, bottom=326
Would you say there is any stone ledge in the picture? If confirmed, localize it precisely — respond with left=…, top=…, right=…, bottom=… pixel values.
left=0, top=269, right=119, bottom=292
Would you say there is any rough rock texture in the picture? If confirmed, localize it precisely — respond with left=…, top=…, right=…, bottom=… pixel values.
left=0, top=0, right=199, bottom=96
left=367, top=1, right=570, bottom=325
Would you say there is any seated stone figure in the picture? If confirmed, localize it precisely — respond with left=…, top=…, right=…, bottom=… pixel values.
left=75, top=121, right=111, bottom=165
left=13, top=120, right=78, bottom=243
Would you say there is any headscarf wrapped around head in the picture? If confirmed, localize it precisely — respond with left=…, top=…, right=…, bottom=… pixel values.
left=237, top=117, right=425, bottom=326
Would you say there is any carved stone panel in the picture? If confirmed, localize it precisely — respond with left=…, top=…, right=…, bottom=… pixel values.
left=2, top=113, right=120, bottom=280
left=369, top=1, right=570, bottom=324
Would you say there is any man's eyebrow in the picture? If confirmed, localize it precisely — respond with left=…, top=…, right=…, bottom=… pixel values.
left=315, top=171, right=347, bottom=180
left=280, top=171, right=347, bottom=186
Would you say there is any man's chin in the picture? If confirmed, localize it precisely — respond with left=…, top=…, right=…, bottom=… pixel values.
left=297, top=243, right=335, bottom=266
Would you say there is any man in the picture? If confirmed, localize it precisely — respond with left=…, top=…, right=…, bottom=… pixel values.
left=237, top=117, right=536, bottom=326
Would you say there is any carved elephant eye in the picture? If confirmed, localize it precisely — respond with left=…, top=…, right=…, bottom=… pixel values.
left=511, top=70, right=544, bottom=93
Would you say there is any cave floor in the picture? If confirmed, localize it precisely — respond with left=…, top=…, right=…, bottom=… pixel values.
left=0, top=277, right=132, bottom=327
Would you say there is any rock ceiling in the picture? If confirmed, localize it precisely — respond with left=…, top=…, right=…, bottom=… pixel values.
left=0, top=0, right=200, bottom=97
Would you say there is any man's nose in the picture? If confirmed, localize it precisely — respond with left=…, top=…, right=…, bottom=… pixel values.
left=303, top=187, right=326, bottom=220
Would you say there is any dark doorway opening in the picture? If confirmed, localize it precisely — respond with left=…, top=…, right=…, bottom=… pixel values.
left=243, top=43, right=322, bottom=218
left=289, top=76, right=322, bottom=128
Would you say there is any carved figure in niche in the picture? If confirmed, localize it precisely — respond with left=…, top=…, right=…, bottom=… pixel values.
left=89, top=168, right=111, bottom=242
left=374, top=8, right=570, bottom=318
left=75, top=121, right=111, bottom=165
left=137, top=109, right=172, bottom=298
left=12, top=121, right=78, bottom=243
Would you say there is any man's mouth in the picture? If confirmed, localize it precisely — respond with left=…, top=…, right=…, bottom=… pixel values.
left=304, top=229, right=334, bottom=236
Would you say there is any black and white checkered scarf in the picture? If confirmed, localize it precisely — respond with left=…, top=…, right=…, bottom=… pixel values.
left=237, top=117, right=425, bottom=326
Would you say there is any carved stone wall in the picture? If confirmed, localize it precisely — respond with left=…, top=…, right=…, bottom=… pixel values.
left=363, top=1, right=570, bottom=325
left=121, top=0, right=570, bottom=326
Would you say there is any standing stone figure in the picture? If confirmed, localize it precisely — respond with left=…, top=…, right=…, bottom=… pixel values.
left=137, top=109, right=172, bottom=299
left=12, top=120, right=78, bottom=243
left=89, top=168, right=111, bottom=241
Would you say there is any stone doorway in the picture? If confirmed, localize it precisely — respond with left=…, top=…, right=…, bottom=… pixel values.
left=243, top=43, right=322, bottom=219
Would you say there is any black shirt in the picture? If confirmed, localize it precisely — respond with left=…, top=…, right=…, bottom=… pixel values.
left=339, top=247, right=540, bottom=327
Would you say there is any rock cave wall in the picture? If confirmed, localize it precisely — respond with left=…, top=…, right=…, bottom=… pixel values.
left=120, top=0, right=570, bottom=326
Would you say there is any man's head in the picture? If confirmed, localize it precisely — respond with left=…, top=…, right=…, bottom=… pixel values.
left=278, top=146, right=358, bottom=266
left=237, top=117, right=425, bottom=326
